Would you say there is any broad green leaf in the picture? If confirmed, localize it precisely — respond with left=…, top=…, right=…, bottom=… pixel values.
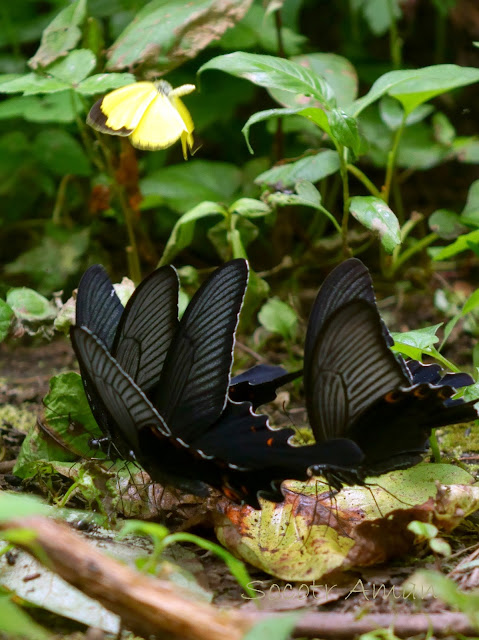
left=229, top=198, right=271, bottom=218
left=265, top=180, right=326, bottom=212
left=29, top=0, right=87, bottom=69
left=6, top=289, right=55, bottom=322
left=243, top=614, right=301, bottom=640
left=407, top=521, right=438, bottom=539
left=0, top=593, right=48, bottom=640
left=0, top=299, right=13, bottom=341
left=379, top=96, right=434, bottom=130
left=433, top=229, right=479, bottom=261
left=432, top=112, right=456, bottom=146
left=47, top=49, right=96, bottom=85
left=349, top=196, right=401, bottom=253
left=352, top=65, right=479, bottom=117
left=107, top=0, right=253, bottom=71
left=200, top=52, right=336, bottom=105
left=141, top=160, right=241, bottom=212
left=268, top=52, right=358, bottom=109
left=453, top=137, right=479, bottom=164
left=160, top=202, right=226, bottom=265
left=258, top=298, right=297, bottom=340
left=77, top=72, right=136, bottom=95
left=429, top=209, right=468, bottom=240
left=255, top=150, right=340, bottom=187
left=0, top=73, right=70, bottom=95
left=33, top=129, right=91, bottom=176
left=208, top=217, right=258, bottom=261
left=0, top=92, right=85, bottom=124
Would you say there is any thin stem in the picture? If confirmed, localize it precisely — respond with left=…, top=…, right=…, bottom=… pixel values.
left=383, top=113, right=407, bottom=204
left=317, top=203, right=342, bottom=235
left=388, top=232, right=438, bottom=276
left=346, top=163, right=381, bottom=198
left=338, top=146, right=351, bottom=256
left=430, top=431, right=442, bottom=463
left=273, top=9, right=285, bottom=161
left=51, top=174, right=73, bottom=225
left=387, top=0, right=402, bottom=69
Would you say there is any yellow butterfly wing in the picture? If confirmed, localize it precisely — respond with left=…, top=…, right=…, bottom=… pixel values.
left=129, top=92, right=187, bottom=151
left=87, top=82, right=157, bottom=135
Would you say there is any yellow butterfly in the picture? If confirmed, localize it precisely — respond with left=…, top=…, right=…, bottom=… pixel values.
left=87, top=80, right=195, bottom=159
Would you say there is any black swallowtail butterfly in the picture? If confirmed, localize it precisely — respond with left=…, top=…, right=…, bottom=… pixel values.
left=71, top=260, right=339, bottom=506
left=304, top=258, right=478, bottom=490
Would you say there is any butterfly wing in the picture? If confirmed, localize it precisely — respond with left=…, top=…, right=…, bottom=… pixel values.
left=153, top=259, right=248, bottom=442
left=87, top=82, right=157, bottom=136
left=111, top=266, right=179, bottom=394
left=306, top=299, right=409, bottom=443
left=129, top=91, right=187, bottom=151
left=229, top=364, right=301, bottom=409
left=76, top=265, right=124, bottom=351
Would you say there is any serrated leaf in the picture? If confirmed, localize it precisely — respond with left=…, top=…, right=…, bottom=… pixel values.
left=349, top=196, right=401, bottom=252
left=255, top=150, right=340, bottom=187
left=29, top=0, right=87, bottom=69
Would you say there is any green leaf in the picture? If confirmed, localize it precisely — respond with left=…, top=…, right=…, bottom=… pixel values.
left=352, top=65, right=479, bottom=117
left=407, top=520, right=438, bottom=539
left=390, top=324, right=442, bottom=360
left=433, top=229, right=479, bottom=261
left=327, top=108, right=361, bottom=155
left=107, top=0, right=253, bottom=71
left=0, top=299, right=13, bottom=342
left=159, top=202, right=226, bottom=266
left=0, top=73, right=70, bottom=95
left=0, top=92, right=85, bottom=124
left=462, top=288, right=479, bottom=316
left=47, top=49, right=96, bottom=85
left=258, top=298, right=298, bottom=340
left=255, top=150, right=340, bottom=187
left=33, top=129, right=91, bottom=177
left=242, top=106, right=305, bottom=152
left=460, top=180, right=479, bottom=226
left=429, top=537, right=452, bottom=557
left=243, top=614, right=301, bottom=640
left=429, top=209, right=468, bottom=240
left=6, top=289, right=55, bottom=322
left=229, top=198, right=271, bottom=218
left=265, top=180, right=325, bottom=210
left=0, top=593, right=48, bottom=640
left=349, top=196, right=401, bottom=253
left=432, top=112, right=456, bottom=146
left=208, top=217, right=258, bottom=261
left=29, top=0, right=87, bottom=69
left=200, top=52, right=336, bottom=105
left=268, top=52, right=358, bottom=109
left=352, top=0, right=402, bottom=36
left=77, top=72, right=136, bottom=95
left=379, top=96, right=434, bottom=130
left=141, top=160, right=241, bottom=212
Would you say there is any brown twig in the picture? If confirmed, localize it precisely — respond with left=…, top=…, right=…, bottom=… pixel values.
left=0, top=517, right=476, bottom=639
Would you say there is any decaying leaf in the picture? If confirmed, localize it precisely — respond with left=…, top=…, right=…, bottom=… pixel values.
left=214, top=464, right=479, bottom=581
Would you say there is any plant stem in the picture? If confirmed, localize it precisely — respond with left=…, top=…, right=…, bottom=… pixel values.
left=347, top=163, right=381, bottom=198
left=429, top=431, right=442, bottom=463
left=388, top=232, right=438, bottom=276
left=383, top=113, right=407, bottom=204
left=51, top=174, right=72, bottom=225
left=338, top=146, right=351, bottom=256
left=387, top=0, right=402, bottom=69
left=317, top=204, right=342, bottom=235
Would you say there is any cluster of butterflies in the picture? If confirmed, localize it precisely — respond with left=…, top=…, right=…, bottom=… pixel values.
left=70, top=258, right=479, bottom=509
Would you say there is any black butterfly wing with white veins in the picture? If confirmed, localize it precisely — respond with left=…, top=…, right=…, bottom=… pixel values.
left=71, top=326, right=170, bottom=456
left=306, top=299, right=409, bottom=444
left=76, top=265, right=124, bottom=350
left=111, top=266, right=179, bottom=394
left=153, top=259, right=249, bottom=442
